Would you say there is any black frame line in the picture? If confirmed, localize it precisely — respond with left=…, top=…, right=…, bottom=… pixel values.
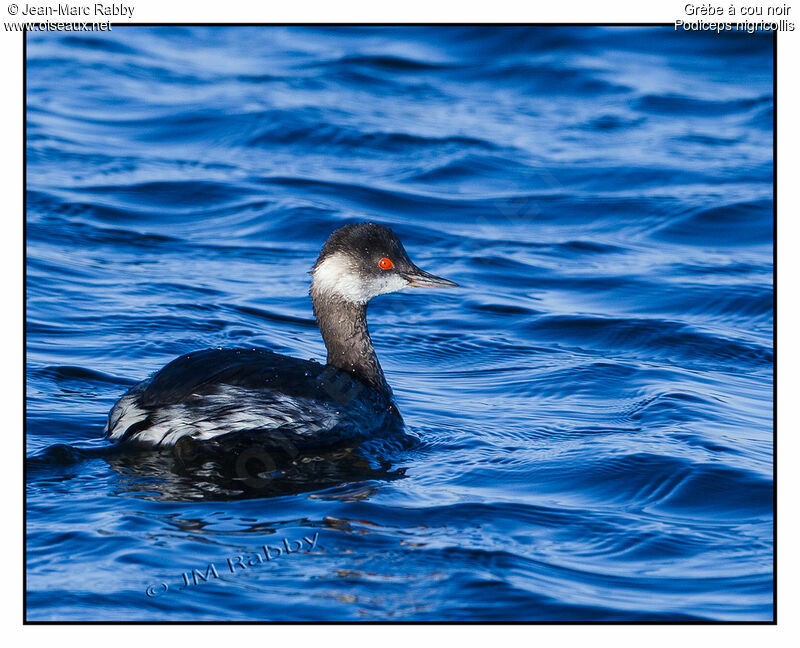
left=21, top=22, right=778, bottom=626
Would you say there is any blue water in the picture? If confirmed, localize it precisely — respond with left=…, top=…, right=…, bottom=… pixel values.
left=25, top=26, right=774, bottom=621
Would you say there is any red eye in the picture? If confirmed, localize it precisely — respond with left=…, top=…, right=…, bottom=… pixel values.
left=378, top=257, right=393, bottom=270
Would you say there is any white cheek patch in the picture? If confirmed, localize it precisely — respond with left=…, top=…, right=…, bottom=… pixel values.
left=371, top=272, right=409, bottom=297
left=313, top=253, right=371, bottom=303
left=312, top=253, right=408, bottom=303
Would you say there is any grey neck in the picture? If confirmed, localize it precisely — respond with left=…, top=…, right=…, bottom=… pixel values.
left=310, top=288, right=389, bottom=395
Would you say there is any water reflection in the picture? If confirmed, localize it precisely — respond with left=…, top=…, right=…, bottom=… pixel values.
left=28, top=439, right=409, bottom=502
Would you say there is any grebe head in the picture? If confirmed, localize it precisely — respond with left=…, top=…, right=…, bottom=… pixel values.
left=311, top=222, right=458, bottom=305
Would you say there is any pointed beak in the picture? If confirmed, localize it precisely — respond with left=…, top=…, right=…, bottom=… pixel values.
left=401, top=266, right=459, bottom=289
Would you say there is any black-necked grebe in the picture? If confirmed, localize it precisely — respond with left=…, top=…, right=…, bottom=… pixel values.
left=104, top=223, right=457, bottom=449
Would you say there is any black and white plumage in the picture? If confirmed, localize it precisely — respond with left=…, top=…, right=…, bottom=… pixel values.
left=104, top=223, right=457, bottom=449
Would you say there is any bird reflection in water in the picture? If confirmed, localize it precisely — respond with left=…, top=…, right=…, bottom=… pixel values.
left=103, top=435, right=410, bottom=502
